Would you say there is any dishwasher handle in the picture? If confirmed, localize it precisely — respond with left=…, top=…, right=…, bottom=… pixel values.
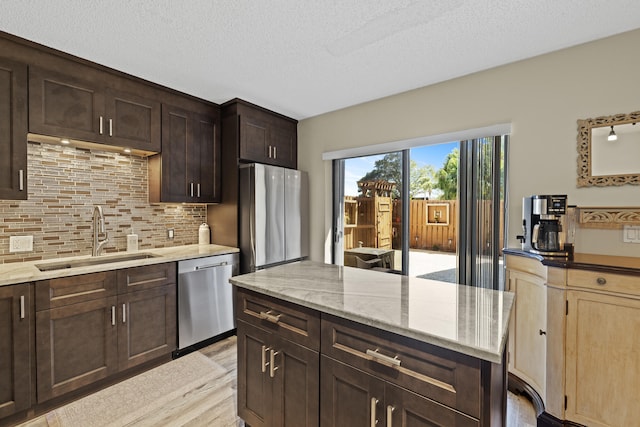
left=194, top=261, right=229, bottom=271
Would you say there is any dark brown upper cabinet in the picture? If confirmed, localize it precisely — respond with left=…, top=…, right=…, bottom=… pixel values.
left=148, top=101, right=221, bottom=203
left=28, top=65, right=161, bottom=153
left=227, top=99, right=297, bottom=169
left=0, top=57, right=28, bottom=200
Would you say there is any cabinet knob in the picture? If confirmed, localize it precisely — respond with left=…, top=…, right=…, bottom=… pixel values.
left=539, top=329, right=546, bottom=336
left=596, top=277, right=607, bottom=285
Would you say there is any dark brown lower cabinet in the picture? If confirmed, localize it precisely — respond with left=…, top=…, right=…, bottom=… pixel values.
left=237, top=320, right=318, bottom=427
left=36, top=296, right=118, bottom=402
left=0, top=284, right=32, bottom=419
left=35, top=264, right=176, bottom=404
left=118, top=284, right=176, bottom=371
left=321, top=356, right=478, bottom=427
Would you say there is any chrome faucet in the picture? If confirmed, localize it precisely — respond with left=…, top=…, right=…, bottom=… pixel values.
left=92, top=205, right=109, bottom=256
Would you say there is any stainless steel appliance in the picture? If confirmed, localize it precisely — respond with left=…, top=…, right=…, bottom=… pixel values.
left=177, top=253, right=239, bottom=353
left=239, top=163, right=309, bottom=273
left=518, top=195, right=573, bottom=257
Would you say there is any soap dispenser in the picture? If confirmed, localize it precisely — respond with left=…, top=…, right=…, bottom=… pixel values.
left=127, top=228, right=139, bottom=252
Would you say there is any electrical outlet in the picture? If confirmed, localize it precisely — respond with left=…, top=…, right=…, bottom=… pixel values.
left=623, top=225, right=640, bottom=243
left=167, top=228, right=175, bottom=240
left=9, top=236, right=33, bottom=252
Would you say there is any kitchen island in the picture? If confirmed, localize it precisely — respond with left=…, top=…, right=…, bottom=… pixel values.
left=230, top=261, right=515, bottom=427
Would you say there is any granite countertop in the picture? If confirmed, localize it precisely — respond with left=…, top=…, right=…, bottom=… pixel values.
left=230, top=261, right=514, bottom=364
left=0, top=244, right=239, bottom=287
left=503, top=248, right=640, bottom=276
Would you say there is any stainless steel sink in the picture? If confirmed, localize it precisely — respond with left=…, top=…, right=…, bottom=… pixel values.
left=36, top=253, right=161, bottom=272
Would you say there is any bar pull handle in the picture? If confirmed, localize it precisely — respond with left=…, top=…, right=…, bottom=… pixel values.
left=99, top=116, right=104, bottom=135
left=273, top=146, right=277, bottom=159
left=259, top=310, right=282, bottom=324
left=19, top=295, right=25, bottom=319
left=111, top=306, right=116, bottom=326
left=122, top=303, right=126, bottom=323
left=19, top=169, right=24, bottom=191
left=370, top=398, right=378, bottom=427
left=386, top=405, right=395, bottom=427
left=195, top=261, right=228, bottom=270
left=197, top=183, right=201, bottom=198
left=269, top=349, right=279, bottom=378
left=269, top=145, right=272, bottom=158
left=261, top=345, right=270, bottom=373
left=190, top=182, right=194, bottom=197
left=366, top=348, right=401, bottom=368
left=109, top=118, right=113, bottom=137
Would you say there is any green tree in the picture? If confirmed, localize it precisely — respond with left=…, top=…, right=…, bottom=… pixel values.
left=358, top=153, right=402, bottom=198
left=411, top=163, right=436, bottom=199
left=435, top=148, right=459, bottom=199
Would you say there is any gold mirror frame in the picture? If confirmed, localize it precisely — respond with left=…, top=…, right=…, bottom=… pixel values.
left=577, top=110, right=640, bottom=187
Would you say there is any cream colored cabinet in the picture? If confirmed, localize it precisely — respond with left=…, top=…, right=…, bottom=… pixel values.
left=505, top=256, right=547, bottom=401
left=565, top=271, right=640, bottom=427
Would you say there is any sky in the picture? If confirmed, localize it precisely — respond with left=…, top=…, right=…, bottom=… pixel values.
left=344, top=142, right=458, bottom=196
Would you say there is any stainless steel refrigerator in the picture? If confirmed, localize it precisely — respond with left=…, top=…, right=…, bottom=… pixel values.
left=239, top=163, right=309, bottom=273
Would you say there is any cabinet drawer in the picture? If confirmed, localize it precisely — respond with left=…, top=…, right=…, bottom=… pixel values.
left=321, top=314, right=481, bottom=419
left=568, top=269, right=640, bottom=297
left=236, top=288, right=320, bottom=351
left=505, top=255, right=546, bottom=279
left=36, top=271, right=117, bottom=311
left=117, top=262, right=176, bottom=294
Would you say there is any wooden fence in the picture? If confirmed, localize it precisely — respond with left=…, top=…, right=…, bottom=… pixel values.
left=344, top=198, right=504, bottom=254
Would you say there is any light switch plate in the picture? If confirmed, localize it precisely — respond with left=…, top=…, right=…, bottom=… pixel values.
left=623, top=225, right=640, bottom=243
left=9, top=235, right=33, bottom=252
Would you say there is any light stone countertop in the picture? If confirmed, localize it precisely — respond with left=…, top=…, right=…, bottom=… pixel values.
left=230, top=260, right=515, bottom=364
left=0, top=244, right=239, bottom=287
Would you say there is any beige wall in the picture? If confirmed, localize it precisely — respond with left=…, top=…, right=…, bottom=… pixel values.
left=298, top=29, right=640, bottom=262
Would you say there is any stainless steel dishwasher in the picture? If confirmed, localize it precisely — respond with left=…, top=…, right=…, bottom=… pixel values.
left=177, top=253, right=239, bottom=353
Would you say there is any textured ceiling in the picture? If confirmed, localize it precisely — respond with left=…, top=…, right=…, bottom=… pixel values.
left=2, top=1, right=640, bottom=119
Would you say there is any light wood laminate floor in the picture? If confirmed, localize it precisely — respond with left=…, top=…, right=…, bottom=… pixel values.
left=18, top=336, right=535, bottom=426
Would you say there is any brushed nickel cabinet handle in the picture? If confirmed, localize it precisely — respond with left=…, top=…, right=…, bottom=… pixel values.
left=190, top=182, right=194, bottom=197
left=109, top=118, right=113, bottom=137
left=366, top=348, right=401, bottom=367
left=386, top=405, right=395, bottom=427
left=269, top=349, right=279, bottom=378
left=273, top=146, right=277, bottom=159
left=19, top=295, right=25, bottom=319
left=269, top=145, right=272, bottom=158
left=122, top=303, right=126, bottom=323
left=261, top=345, right=270, bottom=373
left=197, top=183, right=201, bottom=198
left=259, top=310, right=282, bottom=324
left=596, top=277, right=607, bottom=285
left=99, top=116, right=104, bottom=134
left=19, top=169, right=24, bottom=191
left=111, top=306, right=116, bottom=326
left=370, top=398, right=378, bottom=427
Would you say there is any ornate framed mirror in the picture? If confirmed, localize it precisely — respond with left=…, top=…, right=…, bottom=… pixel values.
left=577, top=110, right=640, bottom=187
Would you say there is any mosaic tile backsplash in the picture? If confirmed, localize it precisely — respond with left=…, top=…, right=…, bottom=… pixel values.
left=0, top=142, right=207, bottom=263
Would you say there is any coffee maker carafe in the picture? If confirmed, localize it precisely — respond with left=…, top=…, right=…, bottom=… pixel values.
left=519, top=195, right=572, bottom=257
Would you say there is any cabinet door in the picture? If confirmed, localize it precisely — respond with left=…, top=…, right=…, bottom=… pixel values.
left=237, top=320, right=273, bottom=427
left=0, top=284, right=31, bottom=418
left=271, top=335, right=319, bottom=427
left=565, top=291, right=640, bottom=426
left=105, top=89, right=161, bottom=152
left=0, top=57, right=27, bottom=200
left=28, top=66, right=105, bottom=143
left=36, top=296, right=118, bottom=402
left=117, top=284, right=176, bottom=371
left=239, top=113, right=270, bottom=164
left=269, top=120, right=297, bottom=169
left=385, top=383, right=479, bottom=427
left=191, top=111, right=221, bottom=203
left=320, top=356, right=385, bottom=427
left=157, top=104, right=190, bottom=202
left=507, top=269, right=546, bottom=400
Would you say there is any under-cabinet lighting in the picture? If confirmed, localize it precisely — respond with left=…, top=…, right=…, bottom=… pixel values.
left=123, top=148, right=132, bottom=154
left=60, top=138, right=70, bottom=145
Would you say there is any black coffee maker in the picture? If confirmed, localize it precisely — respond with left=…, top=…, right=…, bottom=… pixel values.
left=518, top=195, right=572, bottom=257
